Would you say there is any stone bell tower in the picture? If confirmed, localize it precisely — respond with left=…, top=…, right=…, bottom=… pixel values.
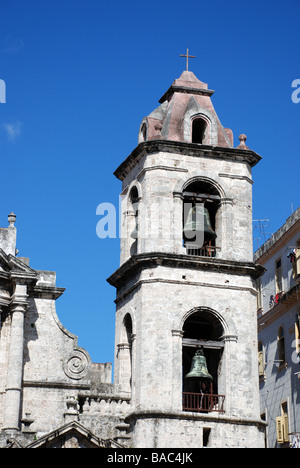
left=107, top=66, right=266, bottom=448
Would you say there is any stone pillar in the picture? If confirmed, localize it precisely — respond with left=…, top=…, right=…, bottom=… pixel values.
left=171, top=330, right=184, bottom=411
left=64, top=395, right=79, bottom=423
left=130, top=333, right=136, bottom=401
left=3, top=289, right=28, bottom=432
left=173, top=193, right=184, bottom=254
left=116, top=343, right=132, bottom=393
left=218, top=198, right=234, bottom=260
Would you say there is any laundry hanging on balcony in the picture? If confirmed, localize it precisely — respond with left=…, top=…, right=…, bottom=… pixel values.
left=287, top=249, right=297, bottom=263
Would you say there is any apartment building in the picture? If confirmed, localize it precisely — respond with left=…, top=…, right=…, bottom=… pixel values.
left=255, top=208, right=300, bottom=448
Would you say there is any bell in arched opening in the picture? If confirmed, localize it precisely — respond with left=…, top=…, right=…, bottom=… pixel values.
left=185, top=347, right=213, bottom=381
left=183, top=205, right=217, bottom=248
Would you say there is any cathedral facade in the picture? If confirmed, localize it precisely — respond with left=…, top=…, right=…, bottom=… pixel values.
left=0, top=69, right=266, bottom=448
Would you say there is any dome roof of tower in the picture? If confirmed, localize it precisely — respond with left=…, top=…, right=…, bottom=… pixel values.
left=139, top=70, right=233, bottom=148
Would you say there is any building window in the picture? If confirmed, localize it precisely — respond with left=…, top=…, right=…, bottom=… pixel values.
left=257, top=278, right=262, bottom=311
left=287, top=242, right=300, bottom=278
left=277, top=326, right=286, bottom=366
left=192, top=118, right=207, bottom=144
left=292, top=240, right=300, bottom=278
left=260, top=412, right=268, bottom=448
left=182, top=180, right=220, bottom=258
left=295, top=313, right=300, bottom=361
left=296, top=243, right=300, bottom=276
left=276, top=402, right=289, bottom=445
left=258, top=341, right=265, bottom=379
left=275, top=258, right=283, bottom=294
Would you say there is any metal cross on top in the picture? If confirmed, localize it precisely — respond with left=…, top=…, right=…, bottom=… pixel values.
left=180, top=48, right=196, bottom=71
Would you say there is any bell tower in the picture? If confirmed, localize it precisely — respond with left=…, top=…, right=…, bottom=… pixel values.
left=108, top=67, right=266, bottom=448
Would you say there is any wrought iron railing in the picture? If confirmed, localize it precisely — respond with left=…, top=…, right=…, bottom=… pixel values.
left=182, top=392, right=225, bottom=414
left=185, top=245, right=218, bottom=258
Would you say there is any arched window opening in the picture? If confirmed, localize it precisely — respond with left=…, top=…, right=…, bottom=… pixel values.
left=141, top=123, right=147, bottom=142
left=124, top=313, right=133, bottom=344
left=130, top=186, right=139, bottom=204
left=182, top=310, right=225, bottom=414
left=129, top=186, right=139, bottom=256
left=192, top=118, right=207, bottom=144
left=118, top=314, right=133, bottom=392
left=182, top=180, right=221, bottom=257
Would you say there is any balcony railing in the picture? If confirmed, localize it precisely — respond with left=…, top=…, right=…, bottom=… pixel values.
left=182, top=392, right=225, bottom=414
left=185, top=244, right=219, bottom=258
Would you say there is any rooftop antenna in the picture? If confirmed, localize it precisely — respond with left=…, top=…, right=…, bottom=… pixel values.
left=253, top=218, right=272, bottom=249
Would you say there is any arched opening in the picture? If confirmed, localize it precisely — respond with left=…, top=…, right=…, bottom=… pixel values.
left=117, top=313, right=133, bottom=392
left=182, top=180, right=221, bottom=257
left=124, top=313, right=133, bottom=344
left=182, top=309, right=225, bottom=413
left=141, top=123, right=147, bottom=141
left=192, top=118, right=207, bottom=144
left=129, top=186, right=139, bottom=256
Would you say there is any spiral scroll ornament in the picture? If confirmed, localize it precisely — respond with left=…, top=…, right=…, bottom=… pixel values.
left=63, top=349, right=90, bottom=380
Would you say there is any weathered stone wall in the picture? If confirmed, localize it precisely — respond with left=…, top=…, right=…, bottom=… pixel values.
left=120, top=148, right=255, bottom=265
left=0, top=263, right=126, bottom=447
left=129, top=413, right=265, bottom=448
left=111, top=139, right=264, bottom=447
left=114, top=266, right=260, bottom=414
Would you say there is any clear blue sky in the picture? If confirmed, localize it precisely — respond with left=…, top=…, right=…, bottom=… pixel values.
left=0, top=0, right=299, bottom=365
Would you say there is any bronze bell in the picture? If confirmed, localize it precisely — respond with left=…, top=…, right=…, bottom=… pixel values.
left=183, top=205, right=217, bottom=247
left=130, top=227, right=138, bottom=239
left=185, top=348, right=213, bottom=381
left=130, top=221, right=138, bottom=239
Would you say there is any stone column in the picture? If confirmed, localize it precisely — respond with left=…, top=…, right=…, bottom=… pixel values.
left=3, top=289, right=28, bottom=433
left=130, top=333, right=136, bottom=402
left=218, top=198, right=234, bottom=260
left=121, top=209, right=137, bottom=262
left=171, top=329, right=184, bottom=411
left=173, top=193, right=185, bottom=254
left=116, top=343, right=132, bottom=393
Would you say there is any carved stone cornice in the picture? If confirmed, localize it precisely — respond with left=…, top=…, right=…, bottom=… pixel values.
left=0, top=248, right=37, bottom=288
left=30, top=285, right=65, bottom=300
left=114, top=140, right=262, bottom=182
left=107, top=252, right=265, bottom=290
left=159, top=84, right=215, bottom=103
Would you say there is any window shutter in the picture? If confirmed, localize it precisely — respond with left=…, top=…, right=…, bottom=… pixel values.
left=276, top=417, right=284, bottom=444
left=283, top=414, right=289, bottom=443
left=258, top=351, right=264, bottom=376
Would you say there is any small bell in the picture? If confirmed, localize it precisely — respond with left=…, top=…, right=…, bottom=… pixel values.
left=130, top=221, right=138, bottom=239
left=130, top=227, right=138, bottom=239
left=183, top=205, right=217, bottom=248
left=185, top=348, right=213, bottom=381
